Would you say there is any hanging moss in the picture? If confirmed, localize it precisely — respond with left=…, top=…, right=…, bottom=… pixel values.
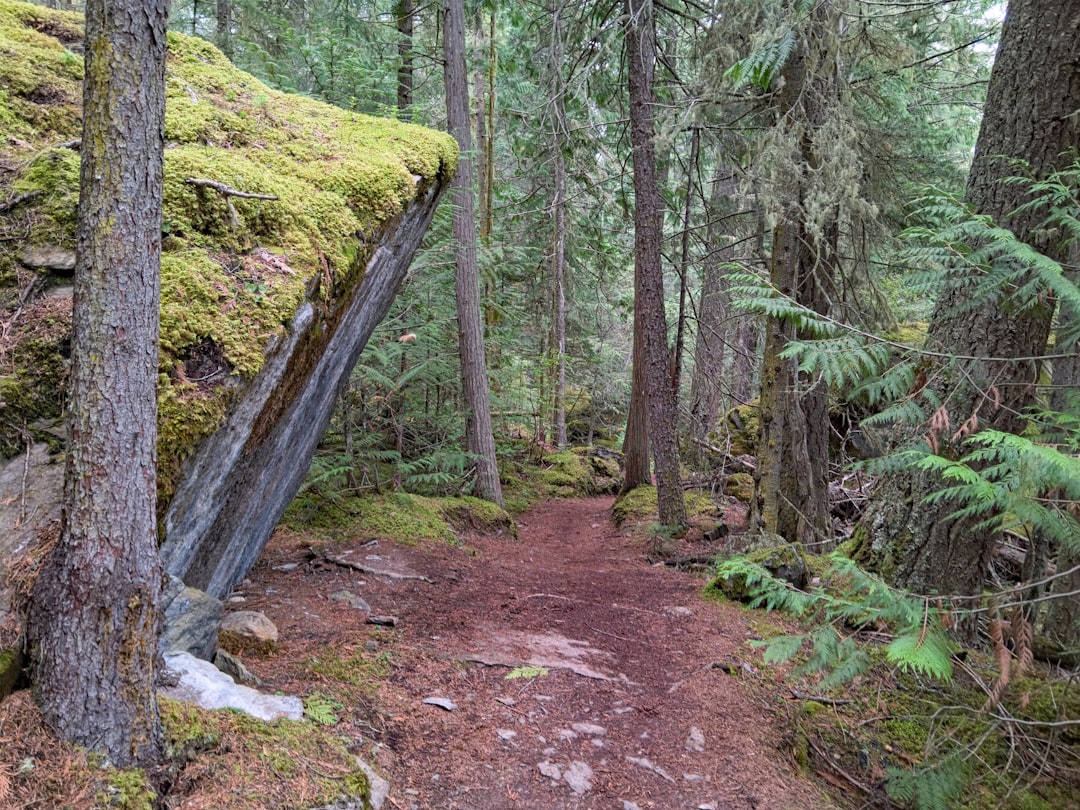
left=0, top=0, right=457, bottom=503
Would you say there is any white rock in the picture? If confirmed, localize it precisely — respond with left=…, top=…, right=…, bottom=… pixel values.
left=564, top=760, right=593, bottom=795
left=160, top=651, right=301, bottom=721
left=496, top=729, right=517, bottom=741
left=571, top=722, right=607, bottom=736
left=686, top=725, right=706, bottom=753
left=423, top=696, right=456, bottom=711
left=538, top=760, right=562, bottom=781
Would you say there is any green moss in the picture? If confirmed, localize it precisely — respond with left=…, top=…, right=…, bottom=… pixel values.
left=159, top=697, right=371, bottom=808
left=883, top=321, right=928, bottom=349
left=307, top=647, right=391, bottom=693
left=0, top=647, right=21, bottom=698
left=438, top=495, right=517, bottom=537
left=97, top=769, right=156, bottom=810
left=724, top=472, right=754, bottom=503
left=720, top=403, right=760, bottom=456
left=883, top=718, right=928, bottom=755
left=612, top=484, right=657, bottom=526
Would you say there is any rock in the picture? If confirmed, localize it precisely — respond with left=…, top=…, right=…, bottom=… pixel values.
left=213, top=649, right=262, bottom=686
left=571, top=722, right=606, bottom=736
left=708, top=536, right=810, bottom=601
left=496, top=729, right=517, bottom=741
left=160, top=574, right=223, bottom=660
left=354, top=758, right=390, bottom=810
left=623, top=802, right=642, bottom=810
left=686, top=725, right=706, bottom=753
left=564, top=760, right=593, bottom=795
left=330, top=590, right=371, bottom=613
left=724, top=472, right=754, bottom=503
left=366, top=614, right=398, bottom=627
left=20, top=244, right=75, bottom=272
left=538, top=761, right=562, bottom=782
left=160, top=651, right=302, bottom=721
left=626, top=756, right=676, bottom=784
left=423, top=696, right=456, bottom=711
left=219, top=610, right=278, bottom=655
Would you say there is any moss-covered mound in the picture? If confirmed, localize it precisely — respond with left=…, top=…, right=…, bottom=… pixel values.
left=0, top=0, right=456, bottom=499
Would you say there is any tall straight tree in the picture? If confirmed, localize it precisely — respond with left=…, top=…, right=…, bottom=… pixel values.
left=855, top=0, right=1080, bottom=597
left=750, top=1, right=839, bottom=549
left=547, top=0, right=569, bottom=450
left=27, top=0, right=169, bottom=767
left=443, top=0, right=503, bottom=505
left=624, top=0, right=686, bottom=526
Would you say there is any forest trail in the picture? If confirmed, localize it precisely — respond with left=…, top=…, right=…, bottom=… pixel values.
left=252, top=497, right=836, bottom=809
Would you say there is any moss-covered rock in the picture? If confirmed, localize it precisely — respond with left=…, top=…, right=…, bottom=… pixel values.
left=724, top=472, right=754, bottom=503
left=0, top=0, right=456, bottom=496
left=1, top=0, right=456, bottom=607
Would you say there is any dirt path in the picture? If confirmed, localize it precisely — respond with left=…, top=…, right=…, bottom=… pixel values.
left=249, top=497, right=834, bottom=809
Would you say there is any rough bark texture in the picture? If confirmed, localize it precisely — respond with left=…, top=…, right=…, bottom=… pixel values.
left=549, top=0, right=568, bottom=450
left=854, top=0, right=1080, bottom=596
left=215, top=0, right=232, bottom=58
left=27, top=0, right=168, bottom=767
left=625, top=0, right=686, bottom=527
left=394, top=0, right=414, bottom=114
left=688, top=166, right=737, bottom=465
left=443, top=0, right=503, bottom=505
left=750, top=9, right=835, bottom=549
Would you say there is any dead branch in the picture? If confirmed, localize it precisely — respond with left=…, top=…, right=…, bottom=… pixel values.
left=0, top=190, right=42, bottom=214
left=184, top=177, right=279, bottom=200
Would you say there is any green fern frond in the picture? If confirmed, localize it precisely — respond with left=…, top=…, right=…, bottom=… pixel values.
left=724, top=29, right=795, bottom=92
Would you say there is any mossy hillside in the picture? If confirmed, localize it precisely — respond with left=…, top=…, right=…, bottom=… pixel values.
left=0, top=0, right=457, bottom=500
left=612, top=484, right=716, bottom=528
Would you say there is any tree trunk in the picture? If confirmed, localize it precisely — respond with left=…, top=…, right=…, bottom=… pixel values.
left=216, top=0, right=232, bottom=58
left=624, top=0, right=686, bottom=527
left=395, top=0, right=414, bottom=115
left=444, top=0, right=503, bottom=505
left=548, top=0, right=568, bottom=450
left=27, top=0, right=168, bottom=768
left=688, top=164, right=738, bottom=465
left=750, top=6, right=836, bottom=549
left=854, top=0, right=1080, bottom=597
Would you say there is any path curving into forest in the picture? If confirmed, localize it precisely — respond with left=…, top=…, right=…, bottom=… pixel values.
left=256, top=497, right=835, bottom=809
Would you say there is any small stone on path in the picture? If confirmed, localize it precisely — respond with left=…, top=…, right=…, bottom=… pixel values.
left=538, top=760, right=561, bottom=781
left=571, top=721, right=607, bottom=736
left=330, top=589, right=371, bottom=612
left=496, top=729, right=517, bottom=741
left=686, top=725, right=706, bottom=752
left=423, top=697, right=456, bottom=711
left=564, top=760, right=593, bottom=795
left=626, top=755, right=676, bottom=783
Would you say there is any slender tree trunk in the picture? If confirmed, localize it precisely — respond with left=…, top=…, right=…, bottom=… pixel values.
left=27, top=0, right=168, bottom=768
left=688, top=164, right=737, bottom=464
left=854, top=0, right=1080, bottom=597
left=395, top=0, right=415, bottom=115
left=672, top=127, right=699, bottom=403
left=750, top=6, right=836, bottom=549
left=443, top=0, right=503, bottom=505
left=216, top=0, right=232, bottom=58
left=624, top=0, right=686, bottom=527
left=548, top=0, right=568, bottom=450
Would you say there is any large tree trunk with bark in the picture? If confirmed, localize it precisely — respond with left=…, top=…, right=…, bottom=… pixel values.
left=395, top=0, right=414, bottom=114
left=854, top=0, right=1080, bottom=596
left=750, top=7, right=836, bottom=549
left=548, top=0, right=568, bottom=450
left=443, top=0, right=503, bottom=505
left=624, top=0, right=686, bottom=527
left=27, top=0, right=168, bottom=768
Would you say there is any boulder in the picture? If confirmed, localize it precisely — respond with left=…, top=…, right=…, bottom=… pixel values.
left=0, top=0, right=456, bottom=646
left=219, top=610, right=279, bottom=655
left=160, top=575, right=223, bottom=660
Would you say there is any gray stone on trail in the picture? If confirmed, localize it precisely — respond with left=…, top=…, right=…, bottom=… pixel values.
left=160, top=651, right=302, bottom=721
left=20, top=244, right=75, bottom=271
left=626, top=755, right=676, bottom=784
left=423, top=696, right=456, bottom=711
left=213, top=649, right=262, bottom=686
left=564, top=760, right=594, bottom=795
left=496, top=728, right=517, bottom=741
left=538, top=761, right=562, bottom=782
left=571, top=721, right=607, bottom=736
left=686, top=725, right=706, bottom=753
left=330, top=589, right=372, bottom=613
left=160, top=574, right=223, bottom=660
left=623, top=802, right=642, bottom=810
left=220, top=610, right=278, bottom=644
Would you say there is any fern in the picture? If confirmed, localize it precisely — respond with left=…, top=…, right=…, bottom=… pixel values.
left=724, top=29, right=796, bottom=92
left=886, top=756, right=970, bottom=810
left=303, top=693, right=341, bottom=726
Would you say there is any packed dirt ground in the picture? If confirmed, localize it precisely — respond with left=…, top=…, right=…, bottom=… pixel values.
left=244, top=495, right=836, bottom=809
